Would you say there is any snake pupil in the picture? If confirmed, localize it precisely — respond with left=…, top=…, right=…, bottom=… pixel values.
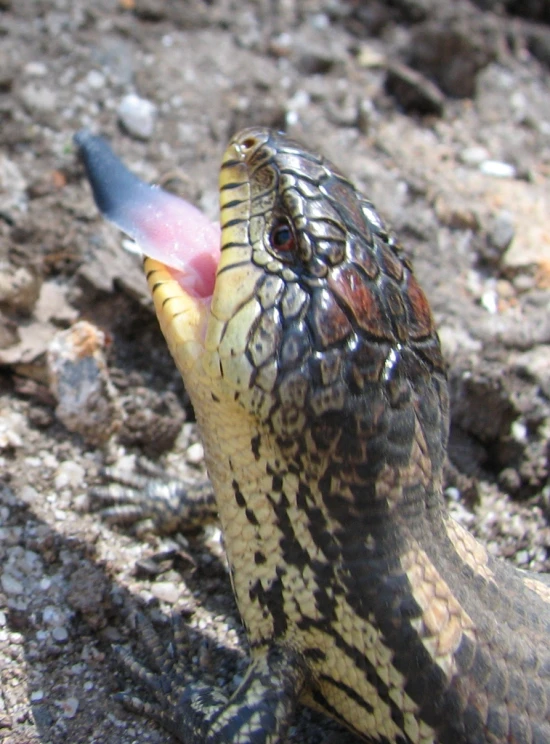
left=271, top=221, right=294, bottom=253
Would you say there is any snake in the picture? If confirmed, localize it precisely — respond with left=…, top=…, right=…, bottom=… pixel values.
left=76, top=127, right=550, bottom=744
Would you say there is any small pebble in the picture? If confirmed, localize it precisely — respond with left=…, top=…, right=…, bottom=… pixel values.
left=186, top=441, right=205, bottom=465
left=286, top=89, right=310, bottom=113
left=1, top=573, right=23, bottom=595
left=118, top=93, right=157, bottom=140
left=513, top=274, right=535, bottom=292
left=459, top=146, right=489, bottom=166
left=86, top=70, right=106, bottom=90
left=42, top=452, right=58, bottom=469
left=43, top=606, right=64, bottom=626
left=479, top=160, right=517, bottom=179
left=356, top=45, right=385, bottom=68
left=515, top=550, right=530, bottom=566
left=19, top=82, right=57, bottom=115
left=0, top=427, right=22, bottom=449
left=445, top=487, right=461, bottom=502
left=54, top=461, right=85, bottom=490
left=285, top=110, right=299, bottom=127
left=23, top=61, right=48, bottom=77
left=480, top=289, right=498, bottom=314
left=0, top=409, right=28, bottom=450
left=511, top=420, right=528, bottom=443
left=52, top=626, right=69, bottom=643
left=513, top=346, right=550, bottom=398
left=0, top=266, right=41, bottom=313
left=150, top=581, right=180, bottom=604
left=488, top=210, right=515, bottom=252
left=58, top=696, right=79, bottom=718
left=23, top=550, right=40, bottom=570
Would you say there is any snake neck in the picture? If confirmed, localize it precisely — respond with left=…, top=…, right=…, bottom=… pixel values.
left=272, top=367, right=451, bottom=557
left=197, top=369, right=454, bottom=607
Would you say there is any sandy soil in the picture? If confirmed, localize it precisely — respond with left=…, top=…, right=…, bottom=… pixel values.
left=0, top=1, right=549, bottom=742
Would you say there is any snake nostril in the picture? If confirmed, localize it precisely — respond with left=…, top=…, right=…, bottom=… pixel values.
left=241, top=136, right=257, bottom=150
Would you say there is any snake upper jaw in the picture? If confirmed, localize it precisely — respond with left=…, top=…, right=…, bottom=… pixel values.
left=143, top=257, right=210, bottom=375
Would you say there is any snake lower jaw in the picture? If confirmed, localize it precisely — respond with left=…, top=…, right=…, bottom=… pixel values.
left=144, top=257, right=211, bottom=373
left=145, top=253, right=266, bottom=406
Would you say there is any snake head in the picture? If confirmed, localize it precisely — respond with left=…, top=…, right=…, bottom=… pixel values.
left=211, top=129, right=446, bottom=456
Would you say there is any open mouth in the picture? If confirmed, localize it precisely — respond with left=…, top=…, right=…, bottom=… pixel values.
left=74, top=130, right=220, bottom=301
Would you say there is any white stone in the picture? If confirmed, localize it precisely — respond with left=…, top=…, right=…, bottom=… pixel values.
left=479, top=160, right=517, bottom=179
left=186, top=441, right=205, bottom=465
left=54, top=460, right=85, bottom=490
left=52, top=626, right=69, bottom=643
left=459, top=146, right=489, bottom=166
left=118, top=94, right=157, bottom=140
left=58, top=696, right=79, bottom=718
left=150, top=581, right=180, bottom=604
left=86, top=70, right=106, bottom=90
left=1, top=573, right=23, bottom=595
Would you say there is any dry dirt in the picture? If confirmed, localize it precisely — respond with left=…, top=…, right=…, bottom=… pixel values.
left=1, top=1, right=550, bottom=743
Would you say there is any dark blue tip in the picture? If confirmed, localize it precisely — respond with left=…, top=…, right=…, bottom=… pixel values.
left=74, top=130, right=151, bottom=221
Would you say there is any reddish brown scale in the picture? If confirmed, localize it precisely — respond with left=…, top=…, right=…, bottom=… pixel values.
left=328, top=265, right=394, bottom=341
left=405, top=273, right=436, bottom=340
left=349, top=238, right=380, bottom=279
left=383, top=281, right=409, bottom=343
left=322, top=176, right=371, bottom=240
left=380, top=244, right=405, bottom=282
left=311, top=288, right=352, bottom=348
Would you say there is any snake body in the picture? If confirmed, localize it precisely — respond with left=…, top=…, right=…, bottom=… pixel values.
left=81, top=128, right=550, bottom=743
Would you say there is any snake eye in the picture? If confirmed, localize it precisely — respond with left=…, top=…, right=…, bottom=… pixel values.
left=270, top=220, right=295, bottom=254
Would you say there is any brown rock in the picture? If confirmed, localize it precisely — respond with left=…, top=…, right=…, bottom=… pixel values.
left=408, top=21, right=497, bottom=97
left=385, top=63, right=445, bottom=115
left=47, top=321, right=122, bottom=446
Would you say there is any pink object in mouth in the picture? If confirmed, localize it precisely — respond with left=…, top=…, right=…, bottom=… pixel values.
left=74, top=130, right=220, bottom=299
left=125, top=190, right=220, bottom=298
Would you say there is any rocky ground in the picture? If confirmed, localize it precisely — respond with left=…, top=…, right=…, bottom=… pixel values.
left=0, top=1, right=549, bottom=742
